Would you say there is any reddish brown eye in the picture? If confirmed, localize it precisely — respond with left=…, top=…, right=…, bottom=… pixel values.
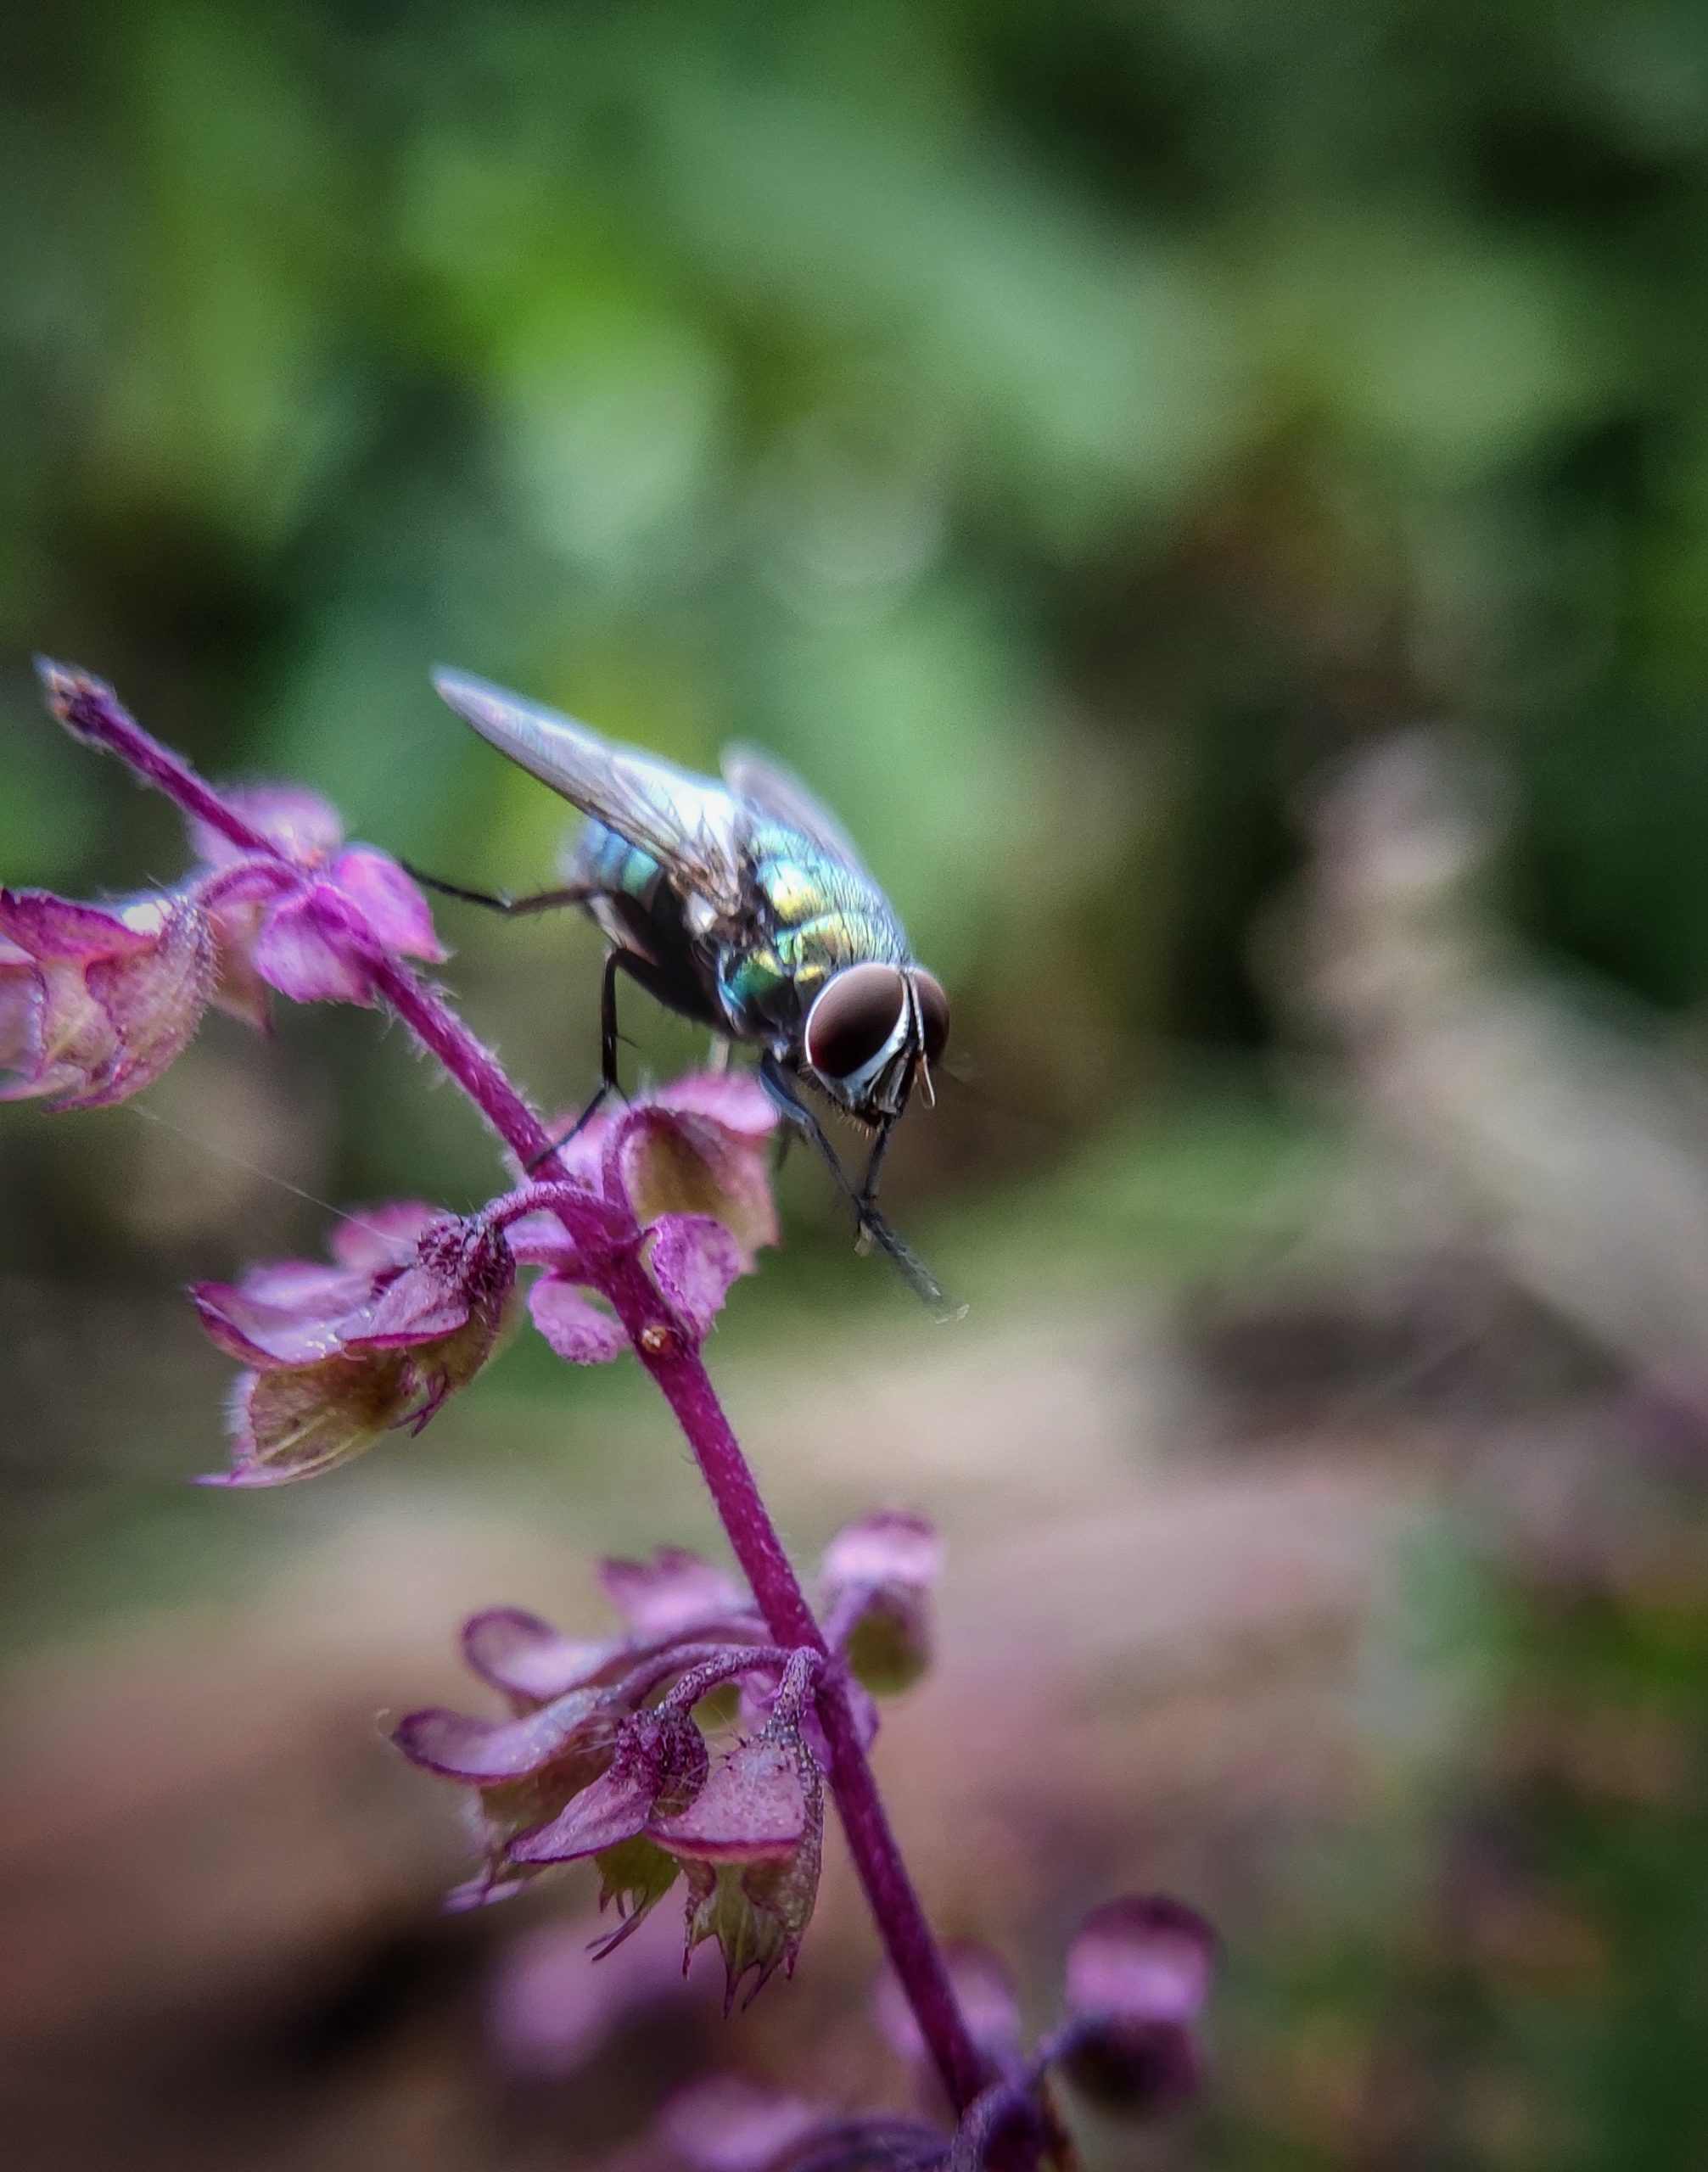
left=911, top=970, right=950, bottom=1065
left=804, top=963, right=909, bottom=1081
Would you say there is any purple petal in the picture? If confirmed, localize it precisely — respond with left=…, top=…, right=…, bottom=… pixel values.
left=821, top=1509, right=943, bottom=1593
left=462, top=1609, right=617, bottom=1702
left=608, top=1099, right=780, bottom=1265
left=391, top=1684, right=611, bottom=1781
left=819, top=1512, right=943, bottom=1696
left=1064, top=1895, right=1217, bottom=2029
left=654, top=1070, right=780, bottom=1139
left=347, top=1257, right=474, bottom=1348
left=330, top=845, right=445, bottom=961
left=0, top=889, right=153, bottom=961
left=191, top=1278, right=359, bottom=1367
left=251, top=886, right=375, bottom=1004
left=657, top=2077, right=818, bottom=2172
left=647, top=1214, right=744, bottom=1339
left=652, top=1738, right=806, bottom=1863
left=528, top=1276, right=627, bottom=1364
left=597, top=1547, right=744, bottom=1637
left=189, top=785, right=344, bottom=869
left=507, top=1761, right=658, bottom=1865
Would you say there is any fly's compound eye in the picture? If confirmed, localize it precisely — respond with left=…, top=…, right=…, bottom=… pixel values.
left=910, top=970, right=950, bottom=1066
left=804, top=963, right=909, bottom=1083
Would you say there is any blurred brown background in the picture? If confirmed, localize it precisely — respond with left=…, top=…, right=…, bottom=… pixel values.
left=8, top=3, right=1708, bottom=2166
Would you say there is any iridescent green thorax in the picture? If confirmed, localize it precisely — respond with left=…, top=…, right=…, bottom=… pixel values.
left=718, top=826, right=907, bottom=1038
left=754, top=830, right=904, bottom=961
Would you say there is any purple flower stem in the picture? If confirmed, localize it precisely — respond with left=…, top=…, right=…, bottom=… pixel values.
left=598, top=1240, right=993, bottom=2119
left=37, top=663, right=278, bottom=859
left=48, top=663, right=996, bottom=2127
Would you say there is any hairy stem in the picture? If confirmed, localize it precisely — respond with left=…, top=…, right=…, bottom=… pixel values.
left=601, top=1242, right=989, bottom=2111
left=51, top=665, right=994, bottom=2122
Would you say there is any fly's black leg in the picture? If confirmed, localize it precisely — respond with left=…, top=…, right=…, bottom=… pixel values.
left=758, top=1055, right=955, bottom=1316
left=525, top=950, right=635, bottom=1173
left=402, top=864, right=596, bottom=917
left=858, top=1111, right=898, bottom=1211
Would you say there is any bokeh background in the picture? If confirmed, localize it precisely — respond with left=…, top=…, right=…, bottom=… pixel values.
left=9, top=3, right=1708, bottom=2166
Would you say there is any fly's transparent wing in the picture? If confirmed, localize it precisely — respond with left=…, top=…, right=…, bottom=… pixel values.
left=434, top=669, right=745, bottom=914
left=721, top=742, right=873, bottom=880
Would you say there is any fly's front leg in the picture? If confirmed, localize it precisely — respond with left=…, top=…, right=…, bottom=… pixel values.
left=758, top=1056, right=954, bottom=1315
left=858, top=1112, right=897, bottom=1212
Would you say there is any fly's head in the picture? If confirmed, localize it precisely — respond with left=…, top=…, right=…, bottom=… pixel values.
left=800, top=961, right=949, bottom=1128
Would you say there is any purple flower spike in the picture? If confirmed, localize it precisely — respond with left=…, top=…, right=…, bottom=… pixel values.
left=820, top=1509, right=944, bottom=1696
left=1056, top=1894, right=1218, bottom=2118
left=0, top=887, right=215, bottom=1109
left=191, top=1206, right=515, bottom=1485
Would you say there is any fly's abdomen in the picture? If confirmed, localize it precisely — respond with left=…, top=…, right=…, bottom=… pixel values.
left=569, top=819, right=661, bottom=908
left=567, top=819, right=716, bottom=1022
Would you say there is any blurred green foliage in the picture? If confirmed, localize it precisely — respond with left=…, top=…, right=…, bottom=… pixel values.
left=11, top=0, right=1708, bottom=1141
